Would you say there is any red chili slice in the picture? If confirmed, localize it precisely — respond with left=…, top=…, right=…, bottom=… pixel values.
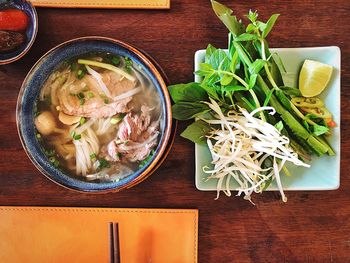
left=0, top=9, right=29, bottom=31
left=327, top=120, right=337, bottom=128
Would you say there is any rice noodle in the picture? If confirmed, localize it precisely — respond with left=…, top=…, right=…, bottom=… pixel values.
left=85, top=65, right=112, bottom=98
left=74, top=118, right=95, bottom=135
left=113, top=86, right=142, bottom=101
left=132, top=64, right=152, bottom=87
left=73, top=127, right=99, bottom=176
left=203, top=98, right=310, bottom=202
left=95, top=118, right=114, bottom=136
left=132, top=66, right=162, bottom=116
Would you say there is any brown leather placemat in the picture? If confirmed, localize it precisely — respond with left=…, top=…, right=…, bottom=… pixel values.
left=0, top=206, right=197, bottom=263
left=30, top=0, right=170, bottom=9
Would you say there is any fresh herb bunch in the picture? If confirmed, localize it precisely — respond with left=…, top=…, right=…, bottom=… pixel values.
left=168, top=0, right=334, bottom=160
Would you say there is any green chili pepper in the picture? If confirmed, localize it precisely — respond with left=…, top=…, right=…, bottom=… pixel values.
left=301, top=107, right=332, bottom=119
left=291, top=97, right=324, bottom=108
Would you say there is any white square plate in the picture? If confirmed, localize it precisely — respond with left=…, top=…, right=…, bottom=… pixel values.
left=194, top=46, right=341, bottom=191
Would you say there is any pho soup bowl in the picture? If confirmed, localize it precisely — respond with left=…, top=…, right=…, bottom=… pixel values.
left=0, top=0, right=38, bottom=65
left=16, top=36, right=172, bottom=192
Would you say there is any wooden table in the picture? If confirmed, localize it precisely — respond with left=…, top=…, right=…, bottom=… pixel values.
left=1, top=0, right=349, bottom=262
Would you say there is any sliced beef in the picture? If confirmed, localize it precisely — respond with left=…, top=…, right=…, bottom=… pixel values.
left=106, top=105, right=159, bottom=162
left=58, top=70, right=136, bottom=118
left=102, top=71, right=136, bottom=97
left=117, top=105, right=153, bottom=142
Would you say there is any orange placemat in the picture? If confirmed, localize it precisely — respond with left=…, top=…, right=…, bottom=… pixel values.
left=30, top=0, right=170, bottom=9
left=0, top=206, right=198, bottom=263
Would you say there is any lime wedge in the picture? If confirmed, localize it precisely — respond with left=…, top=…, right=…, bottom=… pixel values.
left=299, top=59, right=333, bottom=97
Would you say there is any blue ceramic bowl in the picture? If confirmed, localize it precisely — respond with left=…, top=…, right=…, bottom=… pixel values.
left=16, top=37, right=172, bottom=192
left=0, top=0, right=38, bottom=64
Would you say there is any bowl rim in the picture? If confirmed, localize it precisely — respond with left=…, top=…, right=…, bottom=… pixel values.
left=16, top=36, right=173, bottom=193
left=0, top=1, right=38, bottom=65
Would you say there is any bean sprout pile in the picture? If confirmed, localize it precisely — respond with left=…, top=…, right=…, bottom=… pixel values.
left=202, top=99, right=310, bottom=202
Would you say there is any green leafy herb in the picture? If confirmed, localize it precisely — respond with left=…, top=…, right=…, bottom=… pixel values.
left=139, top=150, right=155, bottom=168
left=279, top=86, right=301, bottom=96
left=33, top=102, right=40, bottom=117
left=249, top=59, right=266, bottom=75
left=211, top=0, right=244, bottom=36
left=235, top=33, right=258, bottom=42
left=124, top=57, right=133, bottom=73
left=171, top=102, right=210, bottom=121
left=71, top=131, right=81, bottom=140
left=104, top=54, right=121, bottom=66
left=87, top=91, right=95, bottom=98
left=98, top=157, right=110, bottom=170
left=71, top=62, right=79, bottom=71
left=77, top=92, right=85, bottom=99
left=168, top=82, right=208, bottom=103
left=110, top=114, right=125, bottom=125
left=49, top=156, right=60, bottom=168
left=99, top=93, right=110, bottom=104
left=180, top=120, right=211, bottom=145
left=76, top=65, right=87, bottom=80
left=263, top=87, right=276, bottom=106
left=44, top=149, right=56, bottom=157
left=111, top=56, right=121, bottom=66
left=262, top=14, right=280, bottom=38
left=90, top=153, right=97, bottom=159
left=79, top=117, right=86, bottom=125
left=248, top=74, right=257, bottom=89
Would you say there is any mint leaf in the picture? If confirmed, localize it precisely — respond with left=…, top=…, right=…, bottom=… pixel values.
left=246, top=10, right=258, bottom=23
left=205, top=44, right=217, bottom=62
left=207, top=49, right=230, bottom=71
left=262, top=14, right=280, bottom=38
left=249, top=74, right=258, bottom=89
left=235, top=33, right=258, bottom=42
left=257, top=21, right=266, bottom=32
left=230, top=50, right=240, bottom=73
left=211, top=0, right=244, bottom=37
left=222, top=85, right=246, bottom=92
left=220, top=74, right=233, bottom=86
left=272, top=53, right=287, bottom=73
left=246, top=23, right=257, bottom=33
left=249, top=59, right=266, bottom=74
left=263, top=87, right=276, bottom=106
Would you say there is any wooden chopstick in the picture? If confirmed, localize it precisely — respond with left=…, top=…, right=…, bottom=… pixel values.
left=109, top=222, right=121, bottom=263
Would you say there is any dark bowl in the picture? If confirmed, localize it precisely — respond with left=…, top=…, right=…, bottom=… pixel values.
left=16, top=36, right=173, bottom=192
left=0, top=0, right=38, bottom=64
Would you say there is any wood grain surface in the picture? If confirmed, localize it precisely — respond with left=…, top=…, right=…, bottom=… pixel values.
left=0, top=0, right=349, bottom=262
